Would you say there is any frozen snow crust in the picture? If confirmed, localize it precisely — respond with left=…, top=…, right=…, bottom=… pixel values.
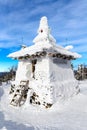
left=0, top=80, right=87, bottom=130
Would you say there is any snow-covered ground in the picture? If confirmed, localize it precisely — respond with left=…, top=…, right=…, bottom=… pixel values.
left=0, top=80, right=87, bottom=130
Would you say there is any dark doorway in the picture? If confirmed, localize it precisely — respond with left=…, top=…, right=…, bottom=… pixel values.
left=32, top=59, right=37, bottom=78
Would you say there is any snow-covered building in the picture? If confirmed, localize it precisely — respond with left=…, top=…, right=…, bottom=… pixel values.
left=8, top=16, right=81, bottom=108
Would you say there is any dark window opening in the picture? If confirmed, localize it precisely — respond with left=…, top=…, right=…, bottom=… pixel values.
left=40, top=29, right=43, bottom=33
left=32, top=59, right=37, bottom=78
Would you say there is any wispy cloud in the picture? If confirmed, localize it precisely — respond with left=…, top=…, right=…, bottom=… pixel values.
left=0, top=0, right=87, bottom=71
left=0, top=0, right=86, bottom=48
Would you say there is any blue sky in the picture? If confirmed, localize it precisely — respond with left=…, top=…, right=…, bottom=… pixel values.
left=0, top=0, right=87, bottom=72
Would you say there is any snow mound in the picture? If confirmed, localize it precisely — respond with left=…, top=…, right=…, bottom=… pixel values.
left=65, top=45, right=73, bottom=50
left=0, top=81, right=87, bottom=130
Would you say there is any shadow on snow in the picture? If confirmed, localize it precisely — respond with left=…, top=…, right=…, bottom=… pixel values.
left=0, top=87, right=4, bottom=100
left=0, top=111, right=34, bottom=130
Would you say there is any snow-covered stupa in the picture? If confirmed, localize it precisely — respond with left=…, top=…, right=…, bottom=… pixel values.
left=8, top=16, right=81, bottom=108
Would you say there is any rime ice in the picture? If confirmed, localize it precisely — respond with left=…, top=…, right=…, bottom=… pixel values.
left=8, top=16, right=81, bottom=108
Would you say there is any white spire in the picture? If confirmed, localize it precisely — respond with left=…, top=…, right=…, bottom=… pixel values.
left=39, top=16, right=48, bottom=28
left=33, top=16, right=56, bottom=46
left=38, top=16, right=50, bottom=34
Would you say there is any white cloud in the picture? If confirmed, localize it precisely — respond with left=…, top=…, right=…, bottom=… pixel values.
left=0, top=0, right=23, bottom=5
left=0, top=0, right=87, bottom=54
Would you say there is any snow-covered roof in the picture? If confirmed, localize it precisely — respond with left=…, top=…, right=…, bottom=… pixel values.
left=8, top=43, right=81, bottom=59
left=7, top=16, right=81, bottom=60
